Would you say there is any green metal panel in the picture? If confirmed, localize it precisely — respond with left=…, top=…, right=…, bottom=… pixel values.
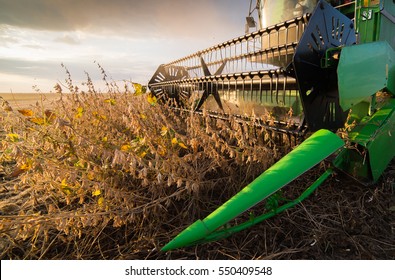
left=379, top=0, right=395, bottom=50
left=162, top=129, right=344, bottom=251
left=334, top=99, right=395, bottom=183
left=357, top=5, right=381, bottom=44
left=368, top=109, right=395, bottom=181
left=355, top=0, right=395, bottom=49
left=338, top=41, right=395, bottom=111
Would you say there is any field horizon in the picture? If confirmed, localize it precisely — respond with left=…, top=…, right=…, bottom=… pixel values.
left=1, top=92, right=60, bottom=108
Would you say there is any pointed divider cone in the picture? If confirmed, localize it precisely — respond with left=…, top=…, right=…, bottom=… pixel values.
left=161, top=129, right=344, bottom=251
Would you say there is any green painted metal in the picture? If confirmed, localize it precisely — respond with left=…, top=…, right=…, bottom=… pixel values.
left=356, top=2, right=381, bottom=44
left=355, top=0, right=395, bottom=50
left=334, top=0, right=395, bottom=184
left=162, top=129, right=344, bottom=251
left=334, top=98, right=395, bottom=183
left=154, top=0, right=395, bottom=253
left=379, top=0, right=395, bottom=50
left=170, top=169, right=334, bottom=247
left=338, top=41, right=395, bottom=111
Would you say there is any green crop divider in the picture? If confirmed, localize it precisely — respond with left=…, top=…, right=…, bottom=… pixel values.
left=162, top=129, right=344, bottom=251
left=178, top=168, right=335, bottom=247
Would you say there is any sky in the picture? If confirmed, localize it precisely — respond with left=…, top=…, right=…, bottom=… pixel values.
left=0, top=0, right=250, bottom=93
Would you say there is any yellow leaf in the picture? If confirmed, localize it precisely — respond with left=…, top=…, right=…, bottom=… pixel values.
left=161, top=126, right=168, bottom=136
left=74, top=160, right=87, bottom=168
left=20, top=164, right=30, bottom=171
left=17, top=109, right=34, bottom=117
left=93, top=112, right=107, bottom=120
left=20, top=159, right=33, bottom=171
left=87, top=171, right=95, bottom=180
left=158, top=145, right=166, bottom=156
left=60, top=179, right=73, bottom=195
left=104, top=98, right=116, bottom=105
left=102, top=136, right=108, bottom=142
left=121, top=144, right=131, bottom=152
left=61, top=178, right=68, bottom=187
left=75, top=107, right=84, bottom=118
left=139, top=113, right=147, bottom=119
left=92, top=189, right=101, bottom=196
left=6, top=133, right=20, bottom=142
left=147, top=93, right=157, bottom=105
left=178, top=142, right=188, bottom=149
left=98, top=197, right=105, bottom=207
left=28, top=117, right=46, bottom=125
left=171, top=137, right=178, bottom=145
left=133, top=83, right=146, bottom=95
left=139, top=151, right=147, bottom=158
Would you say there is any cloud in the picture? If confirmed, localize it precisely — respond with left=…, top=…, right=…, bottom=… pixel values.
left=0, top=0, right=250, bottom=92
left=0, top=36, right=19, bottom=47
left=0, top=55, right=157, bottom=92
left=23, top=44, right=46, bottom=49
left=54, top=34, right=80, bottom=45
left=0, top=58, right=61, bottom=78
left=0, top=0, right=246, bottom=39
left=0, top=0, right=74, bottom=31
left=0, top=25, right=20, bottom=46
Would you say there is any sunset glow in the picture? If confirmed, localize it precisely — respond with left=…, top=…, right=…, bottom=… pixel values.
left=0, top=0, right=247, bottom=93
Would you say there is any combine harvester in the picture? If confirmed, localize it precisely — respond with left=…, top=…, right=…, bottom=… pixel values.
left=148, top=0, right=395, bottom=251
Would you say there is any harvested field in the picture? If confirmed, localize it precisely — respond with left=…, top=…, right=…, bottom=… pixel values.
left=1, top=93, right=59, bottom=108
left=0, top=90, right=394, bottom=260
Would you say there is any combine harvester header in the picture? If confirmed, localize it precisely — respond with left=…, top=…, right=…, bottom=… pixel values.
left=148, top=0, right=395, bottom=251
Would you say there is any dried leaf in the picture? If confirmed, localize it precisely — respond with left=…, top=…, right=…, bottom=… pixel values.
left=28, top=117, right=46, bottom=125
left=17, top=109, right=34, bottom=117
left=98, top=197, right=105, bottom=207
left=158, top=145, right=166, bottom=156
left=2, top=100, right=13, bottom=112
left=9, top=166, right=25, bottom=178
left=161, top=126, right=168, bottom=136
left=45, top=109, right=57, bottom=121
left=157, top=173, right=163, bottom=183
left=87, top=171, right=95, bottom=181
